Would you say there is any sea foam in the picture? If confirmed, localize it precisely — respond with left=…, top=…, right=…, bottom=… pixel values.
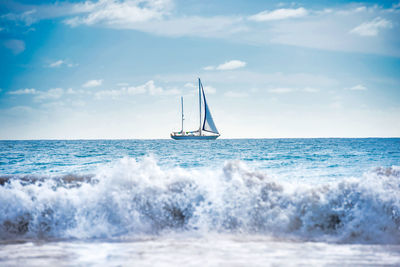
left=0, top=156, right=399, bottom=244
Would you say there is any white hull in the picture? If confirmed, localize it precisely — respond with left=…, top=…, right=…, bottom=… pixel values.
left=171, top=134, right=219, bottom=140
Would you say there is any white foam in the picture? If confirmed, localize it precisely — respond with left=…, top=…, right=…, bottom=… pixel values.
left=0, top=156, right=399, bottom=244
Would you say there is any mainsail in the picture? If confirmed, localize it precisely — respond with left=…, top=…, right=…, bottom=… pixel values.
left=200, top=80, right=219, bottom=134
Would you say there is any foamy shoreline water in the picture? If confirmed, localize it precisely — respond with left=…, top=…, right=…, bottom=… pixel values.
left=1, top=235, right=400, bottom=266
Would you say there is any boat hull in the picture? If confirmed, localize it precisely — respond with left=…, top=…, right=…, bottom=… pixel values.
left=171, top=135, right=219, bottom=140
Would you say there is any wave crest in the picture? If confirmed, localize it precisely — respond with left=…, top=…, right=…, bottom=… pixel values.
left=1, top=157, right=399, bottom=244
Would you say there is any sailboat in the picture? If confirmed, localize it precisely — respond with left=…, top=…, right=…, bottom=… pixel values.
left=171, top=78, right=220, bottom=140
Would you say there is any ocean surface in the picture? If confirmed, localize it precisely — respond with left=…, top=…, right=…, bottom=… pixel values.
left=0, top=138, right=400, bottom=266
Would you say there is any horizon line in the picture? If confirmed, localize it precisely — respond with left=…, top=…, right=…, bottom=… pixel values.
left=0, top=137, right=399, bottom=141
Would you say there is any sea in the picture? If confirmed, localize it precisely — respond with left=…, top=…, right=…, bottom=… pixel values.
left=0, top=138, right=400, bottom=266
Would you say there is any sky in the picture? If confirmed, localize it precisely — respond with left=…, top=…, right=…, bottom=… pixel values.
left=0, top=0, right=399, bottom=139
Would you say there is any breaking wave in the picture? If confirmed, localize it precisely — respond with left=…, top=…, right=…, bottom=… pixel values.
left=1, top=156, right=399, bottom=244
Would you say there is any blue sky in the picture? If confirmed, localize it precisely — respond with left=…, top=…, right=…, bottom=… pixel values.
left=0, top=0, right=399, bottom=139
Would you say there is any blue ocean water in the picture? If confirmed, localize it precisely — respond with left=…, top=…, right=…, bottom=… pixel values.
left=2, top=138, right=399, bottom=179
left=1, top=138, right=400, bottom=265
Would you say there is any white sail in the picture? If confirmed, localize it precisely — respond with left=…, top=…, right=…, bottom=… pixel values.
left=201, top=82, right=219, bottom=134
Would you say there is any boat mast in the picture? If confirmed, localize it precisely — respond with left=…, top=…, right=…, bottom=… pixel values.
left=181, top=96, right=184, bottom=133
left=198, top=78, right=202, bottom=136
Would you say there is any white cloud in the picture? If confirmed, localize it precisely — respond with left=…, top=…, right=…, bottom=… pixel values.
left=65, top=0, right=172, bottom=27
left=350, top=17, right=393, bottom=36
left=354, top=6, right=367, bottom=13
left=49, top=60, right=64, bottom=68
left=49, top=59, right=77, bottom=68
left=1, top=9, right=38, bottom=26
left=147, top=80, right=164, bottom=95
left=126, top=85, right=147, bottom=95
left=203, top=66, right=215, bottom=71
left=8, top=87, right=81, bottom=101
left=9, top=88, right=37, bottom=95
left=264, top=6, right=399, bottom=56
left=348, top=84, right=367, bottom=90
left=224, top=91, right=248, bottom=98
left=66, top=88, right=88, bottom=95
left=184, top=82, right=196, bottom=88
left=3, top=39, right=25, bottom=54
left=124, top=80, right=163, bottom=95
left=249, top=7, right=308, bottom=21
left=204, top=60, right=247, bottom=71
left=66, top=88, right=76, bottom=94
left=83, top=79, right=103, bottom=88
left=95, top=89, right=124, bottom=98
left=3, top=1, right=399, bottom=56
left=34, top=88, right=64, bottom=101
left=134, top=16, right=245, bottom=38
left=63, top=0, right=245, bottom=38
left=95, top=80, right=179, bottom=98
left=268, top=88, right=295, bottom=94
left=217, top=60, right=246, bottom=70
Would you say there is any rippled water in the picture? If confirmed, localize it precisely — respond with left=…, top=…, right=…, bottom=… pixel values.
left=1, top=138, right=400, bottom=266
